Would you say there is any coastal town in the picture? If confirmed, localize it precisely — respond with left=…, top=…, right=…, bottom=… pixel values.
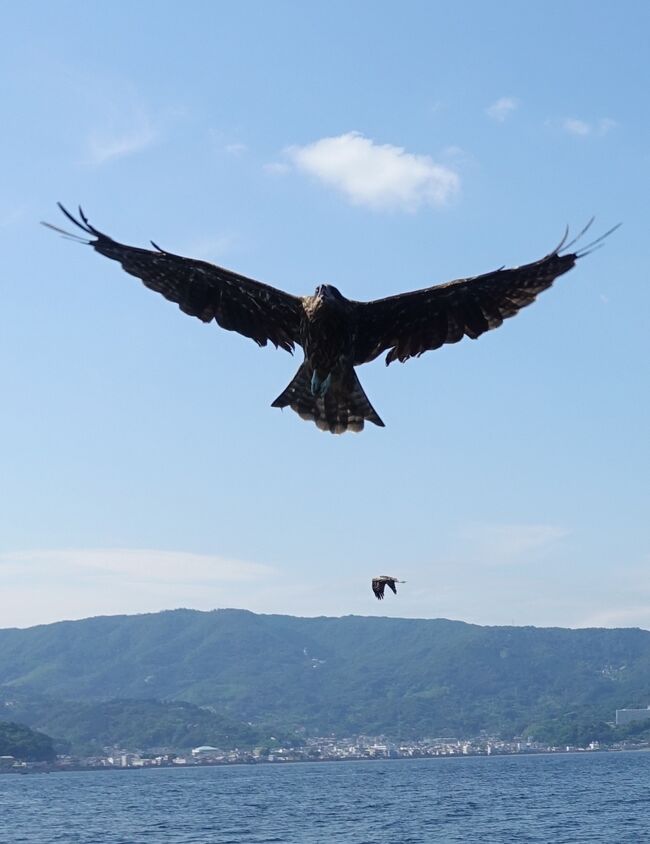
left=3, top=731, right=649, bottom=774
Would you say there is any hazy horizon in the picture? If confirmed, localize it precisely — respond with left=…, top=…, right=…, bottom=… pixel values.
left=3, top=603, right=649, bottom=633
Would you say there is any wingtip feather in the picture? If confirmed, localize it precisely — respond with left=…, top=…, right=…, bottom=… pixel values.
left=575, top=222, right=622, bottom=257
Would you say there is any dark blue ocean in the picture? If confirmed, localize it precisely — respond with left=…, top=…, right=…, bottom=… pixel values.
left=2, top=752, right=650, bottom=843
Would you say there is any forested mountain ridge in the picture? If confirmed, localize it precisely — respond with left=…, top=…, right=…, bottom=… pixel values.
left=1, top=609, right=649, bottom=741
left=0, top=691, right=293, bottom=756
left=0, top=720, right=56, bottom=761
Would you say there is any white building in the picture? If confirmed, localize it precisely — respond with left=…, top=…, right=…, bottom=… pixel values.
left=615, top=706, right=650, bottom=726
left=191, top=745, right=220, bottom=758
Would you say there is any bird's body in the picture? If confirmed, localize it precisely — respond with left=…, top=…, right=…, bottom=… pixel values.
left=301, top=285, right=354, bottom=379
left=46, top=206, right=617, bottom=434
left=372, top=575, right=404, bottom=600
left=273, top=284, right=383, bottom=432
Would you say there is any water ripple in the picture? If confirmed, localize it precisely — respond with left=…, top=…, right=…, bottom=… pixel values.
left=2, top=753, right=650, bottom=842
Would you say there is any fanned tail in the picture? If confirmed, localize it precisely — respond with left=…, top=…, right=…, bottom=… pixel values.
left=271, top=364, right=385, bottom=434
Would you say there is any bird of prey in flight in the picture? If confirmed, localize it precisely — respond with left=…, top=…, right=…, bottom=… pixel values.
left=372, top=576, right=405, bottom=600
left=45, top=205, right=617, bottom=434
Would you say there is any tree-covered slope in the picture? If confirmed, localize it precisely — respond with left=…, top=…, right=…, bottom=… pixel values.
left=0, top=691, right=291, bottom=755
left=1, top=609, right=649, bottom=738
left=0, top=720, right=56, bottom=761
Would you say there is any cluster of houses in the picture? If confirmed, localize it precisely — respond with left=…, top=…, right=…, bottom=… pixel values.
left=5, top=731, right=647, bottom=773
left=3, top=708, right=650, bottom=772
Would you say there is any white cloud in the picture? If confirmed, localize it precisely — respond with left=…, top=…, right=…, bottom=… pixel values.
left=86, top=113, right=157, bottom=165
left=561, top=116, right=617, bottom=137
left=285, top=131, right=459, bottom=211
left=486, top=97, right=518, bottom=122
left=562, top=117, right=592, bottom=137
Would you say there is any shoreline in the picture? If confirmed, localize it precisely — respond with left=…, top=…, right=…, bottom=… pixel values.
left=5, top=744, right=650, bottom=775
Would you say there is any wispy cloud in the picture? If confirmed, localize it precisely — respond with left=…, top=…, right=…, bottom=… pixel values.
left=283, top=131, right=459, bottom=211
left=486, top=97, right=518, bottom=122
left=462, top=523, right=569, bottom=565
left=0, top=548, right=279, bottom=628
left=560, top=116, right=617, bottom=137
left=562, top=117, right=591, bottom=137
left=86, top=111, right=157, bottom=165
left=580, top=606, right=650, bottom=628
left=264, top=161, right=291, bottom=175
left=208, top=129, right=248, bottom=158
left=0, top=205, right=26, bottom=228
left=224, top=142, right=247, bottom=156
left=597, top=118, right=617, bottom=134
left=182, top=232, right=239, bottom=262
left=0, top=548, right=272, bottom=585
left=578, top=559, right=650, bottom=628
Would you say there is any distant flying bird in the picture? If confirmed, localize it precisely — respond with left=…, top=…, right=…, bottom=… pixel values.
left=372, top=576, right=405, bottom=600
left=45, top=205, right=618, bottom=434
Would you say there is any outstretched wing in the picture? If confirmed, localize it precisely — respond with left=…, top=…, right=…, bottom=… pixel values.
left=353, top=223, right=618, bottom=365
left=372, top=578, right=385, bottom=600
left=386, top=579, right=398, bottom=595
left=47, top=205, right=303, bottom=353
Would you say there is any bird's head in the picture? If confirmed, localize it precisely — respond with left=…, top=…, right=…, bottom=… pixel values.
left=314, top=284, right=344, bottom=302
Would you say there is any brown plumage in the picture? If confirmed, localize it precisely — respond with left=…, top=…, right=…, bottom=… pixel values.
left=372, top=576, right=404, bottom=600
left=45, top=206, right=618, bottom=434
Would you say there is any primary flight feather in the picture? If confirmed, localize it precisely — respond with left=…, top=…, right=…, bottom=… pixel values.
left=45, top=205, right=617, bottom=434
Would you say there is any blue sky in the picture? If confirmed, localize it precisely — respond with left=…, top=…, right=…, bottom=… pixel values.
left=1, top=1, right=648, bottom=629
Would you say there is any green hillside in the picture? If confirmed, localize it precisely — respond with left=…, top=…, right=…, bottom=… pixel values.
left=1, top=609, right=649, bottom=743
left=0, top=720, right=56, bottom=761
left=0, top=691, right=291, bottom=755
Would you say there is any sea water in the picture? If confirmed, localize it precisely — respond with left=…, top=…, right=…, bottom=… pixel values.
left=2, top=752, right=649, bottom=843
